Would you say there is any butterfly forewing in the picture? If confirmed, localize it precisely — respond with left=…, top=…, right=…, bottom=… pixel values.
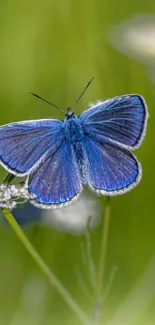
left=79, top=95, right=148, bottom=149
left=0, top=120, right=63, bottom=176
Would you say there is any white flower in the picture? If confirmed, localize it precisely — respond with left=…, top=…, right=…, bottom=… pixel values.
left=41, top=192, right=101, bottom=235
left=0, top=183, right=31, bottom=210
left=109, top=14, right=155, bottom=83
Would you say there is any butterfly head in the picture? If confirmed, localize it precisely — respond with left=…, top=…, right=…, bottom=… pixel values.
left=65, top=108, right=76, bottom=120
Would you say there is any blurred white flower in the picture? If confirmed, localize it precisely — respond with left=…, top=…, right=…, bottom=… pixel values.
left=5, top=189, right=101, bottom=235
left=41, top=192, right=101, bottom=235
left=109, top=14, right=155, bottom=82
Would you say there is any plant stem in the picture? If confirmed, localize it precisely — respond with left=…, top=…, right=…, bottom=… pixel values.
left=93, top=197, right=111, bottom=323
left=2, top=208, right=92, bottom=325
left=3, top=173, right=15, bottom=184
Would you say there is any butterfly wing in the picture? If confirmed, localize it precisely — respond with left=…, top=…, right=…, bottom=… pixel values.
left=27, top=139, right=82, bottom=208
left=84, top=136, right=141, bottom=195
left=79, top=95, right=148, bottom=149
left=0, top=119, right=63, bottom=176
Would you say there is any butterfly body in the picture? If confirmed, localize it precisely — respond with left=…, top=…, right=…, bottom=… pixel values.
left=64, top=111, right=88, bottom=186
left=0, top=94, right=148, bottom=209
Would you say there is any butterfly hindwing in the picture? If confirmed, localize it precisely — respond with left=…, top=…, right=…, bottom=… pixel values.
left=79, top=95, right=148, bottom=149
left=27, top=139, right=82, bottom=208
left=83, top=135, right=141, bottom=194
left=0, top=120, right=63, bottom=176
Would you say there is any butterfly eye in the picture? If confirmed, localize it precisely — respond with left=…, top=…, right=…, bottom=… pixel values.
left=67, top=108, right=73, bottom=114
left=65, top=108, right=76, bottom=120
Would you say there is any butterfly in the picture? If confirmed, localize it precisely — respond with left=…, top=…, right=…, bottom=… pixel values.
left=0, top=81, right=148, bottom=209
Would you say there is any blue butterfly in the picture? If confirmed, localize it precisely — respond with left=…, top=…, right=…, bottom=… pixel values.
left=0, top=85, right=148, bottom=209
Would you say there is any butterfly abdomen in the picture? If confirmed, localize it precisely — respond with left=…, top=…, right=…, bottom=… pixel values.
left=63, top=117, right=88, bottom=184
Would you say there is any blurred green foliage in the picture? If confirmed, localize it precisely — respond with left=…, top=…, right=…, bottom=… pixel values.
left=0, top=0, right=155, bottom=324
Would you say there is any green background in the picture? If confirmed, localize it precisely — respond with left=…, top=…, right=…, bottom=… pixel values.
left=0, top=1, right=154, bottom=324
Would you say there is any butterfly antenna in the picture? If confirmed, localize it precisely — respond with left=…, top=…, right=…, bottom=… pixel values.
left=72, top=77, right=94, bottom=110
left=30, top=93, right=65, bottom=113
